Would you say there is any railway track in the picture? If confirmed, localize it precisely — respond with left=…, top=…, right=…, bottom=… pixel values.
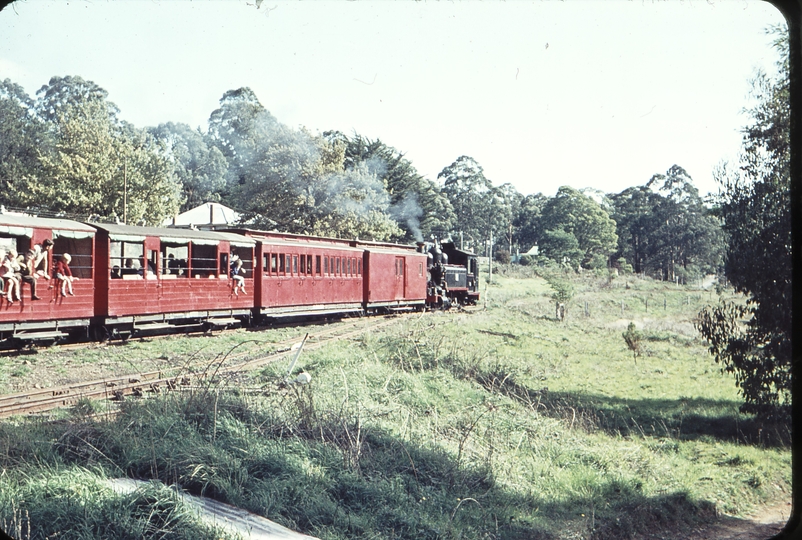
left=0, top=313, right=416, bottom=419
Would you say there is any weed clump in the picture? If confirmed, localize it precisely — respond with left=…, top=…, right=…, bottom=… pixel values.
left=622, top=322, right=643, bottom=363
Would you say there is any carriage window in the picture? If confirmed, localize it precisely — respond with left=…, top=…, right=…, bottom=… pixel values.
left=316, top=255, right=321, bottom=275
left=220, top=252, right=229, bottom=276
left=190, top=244, right=217, bottom=278
left=263, top=254, right=269, bottom=275
left=347, top=258, right=351, bottom=276
left=111, top=240, right=144, bottom=278
left=271, top=253, right=278, bottom=274
left=160, top=244, right=188, bottom=278
left=292, top=255, right=298, bottom=275
left=231, top=247, right=253, bottom=276
left=307, top=255, right=313, bottom=275
left=285, top=254, right=291, bottom=274
left=279, top=254, right=286, bottom=275
left=300, top=255, right=306, bottom=275
left=358, top=260, right=362, bottom=276
left=0, top=238, right=21, bottom=264
left=399, top=261, right=404, bottom=276
left=324, top=256, right=328, bottom=275
left=53, top=236, right=94, bottom=280
left=336, top=257, right=341, bottom=275
left=0, top=236, right=17, bottom=254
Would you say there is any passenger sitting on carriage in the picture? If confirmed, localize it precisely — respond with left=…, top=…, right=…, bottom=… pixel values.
left=33, top=238, right=53, bottom=279
left=230, top=256, right=246, bottom=296
left=56, top=253, right=76, bottom=297
left=1, top=250, right=21, bottom=303
left=20, top=249, right=42, bottom=300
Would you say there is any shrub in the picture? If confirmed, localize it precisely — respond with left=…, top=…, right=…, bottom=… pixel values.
left=587, top=253, right=608, bottom=270
left=493, top=249, right=511, bottom=264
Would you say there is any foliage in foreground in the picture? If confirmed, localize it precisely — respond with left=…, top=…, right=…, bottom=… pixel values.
left=700, top=26, right=791, bottom=418
left=0, top=273, right=791, bottom=540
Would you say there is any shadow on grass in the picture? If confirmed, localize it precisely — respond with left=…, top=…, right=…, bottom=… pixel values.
left=537, top=391, right=791, bottom=448
left=0, top=393, right=723, bottom=540
left=470, top=361, right=791, bottom=448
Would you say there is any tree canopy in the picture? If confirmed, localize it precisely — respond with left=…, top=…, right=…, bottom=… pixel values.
left=148, top=122, right=228, bottom=213
left=7, top=76, right=183, bottom=224
left=612, top=166, right=724, bottom=281
left=697, top=26, right=790, bottom=417
left=0, top=79, right=49, bottom=209
left=538, top=186, right=618, bottom=267
left=326, top=132, right=454, bottom=242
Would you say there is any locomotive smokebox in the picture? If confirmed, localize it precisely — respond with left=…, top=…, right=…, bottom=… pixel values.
left=429, top=245, right=443, bottom=264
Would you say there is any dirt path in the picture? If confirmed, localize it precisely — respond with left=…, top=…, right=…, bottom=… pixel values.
left=676, top=501, right=792, bottom=540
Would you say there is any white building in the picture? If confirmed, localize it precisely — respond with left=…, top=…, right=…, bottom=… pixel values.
left=163, top=202, right=240, bottom=229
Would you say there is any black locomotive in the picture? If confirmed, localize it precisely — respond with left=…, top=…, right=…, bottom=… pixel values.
left=420, top=240, right=480, bottom=308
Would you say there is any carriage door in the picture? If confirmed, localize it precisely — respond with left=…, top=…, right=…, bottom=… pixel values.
left=394, top=256, right=405, bottom=300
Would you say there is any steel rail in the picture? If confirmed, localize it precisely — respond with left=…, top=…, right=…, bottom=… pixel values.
left=0, top=313, right=414, bottom=419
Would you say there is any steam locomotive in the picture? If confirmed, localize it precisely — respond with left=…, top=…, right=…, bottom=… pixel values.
left=421, top=240, right=480, bottom=309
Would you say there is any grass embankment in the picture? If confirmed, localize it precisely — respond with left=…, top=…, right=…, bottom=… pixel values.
left=0, top=270, right=791, bottom=539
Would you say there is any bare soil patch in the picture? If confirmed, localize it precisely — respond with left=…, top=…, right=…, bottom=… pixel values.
left=673, top=501, right=792, bottom=540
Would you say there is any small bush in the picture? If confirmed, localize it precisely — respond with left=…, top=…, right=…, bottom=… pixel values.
left=494, top=249, right=511, bottom=264
left=617, top=257, right=634, bottom=274
left=623, top=322, right=642, bottom=363
left=586, top=253, right=608, bottom=270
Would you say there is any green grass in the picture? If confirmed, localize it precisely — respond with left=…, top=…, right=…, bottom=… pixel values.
left=0, top=271, right=790, bottom=539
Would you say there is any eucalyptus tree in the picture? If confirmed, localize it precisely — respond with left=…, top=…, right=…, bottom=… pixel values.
left=149, top=122, right=228, bottom=212
left=209, top=89, right=400, bottom=240
left=539, top=186, right=618, bottom=267
left=438, top=155, right=517, bottom=252
left=611, top=167, right=724, bottom=281
left=0, top=79, right=49, bottom=209
left=32, top=76, right=180, bottom=224
left=610, top=185, right=657, bottom=274
left=514, top=193, right=548, bottom=253
left=698, top=26, right=790, bottom=417
left=494, top=182, right=524, bottom=254
left=326, top=131, right=454, bottom=242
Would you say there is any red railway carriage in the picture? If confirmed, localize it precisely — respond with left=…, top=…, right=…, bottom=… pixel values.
left=92, top=224, right=256, bottom=334
left=356, top=241, right=427, bottom=312
left=0, top=214, right=95, bottom=341
left=229, top=230, right=365, bottom=318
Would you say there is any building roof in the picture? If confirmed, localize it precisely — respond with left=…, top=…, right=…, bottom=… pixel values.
left=163, top=202, right=241, bottom=228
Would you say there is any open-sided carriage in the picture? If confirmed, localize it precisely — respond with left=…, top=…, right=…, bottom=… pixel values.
left=92, top=224, right=256, bottom=338
left=0, top=214, right=96, bottom=345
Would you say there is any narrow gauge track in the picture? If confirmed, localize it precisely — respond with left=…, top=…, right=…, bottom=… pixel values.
left=0, top=313, right=416, bottom=419
left=0, top=314, right=372, bottom=356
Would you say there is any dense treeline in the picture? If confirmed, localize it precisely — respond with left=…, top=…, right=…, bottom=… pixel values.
left=0, top=74, right=728, bottom=282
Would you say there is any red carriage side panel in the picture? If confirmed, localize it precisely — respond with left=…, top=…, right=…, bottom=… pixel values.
left=363, top=247, right=427, bottom=308
left=0, top=216, right=96, bottom=334
left=259, top=241, right=363, bottom=315
left=94, top=224, right=255, bottom=325
left=223, top=230, right=362, bottom=317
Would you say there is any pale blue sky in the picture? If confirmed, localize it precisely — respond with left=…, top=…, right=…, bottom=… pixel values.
left=0, top=0, right=787, bottom=198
